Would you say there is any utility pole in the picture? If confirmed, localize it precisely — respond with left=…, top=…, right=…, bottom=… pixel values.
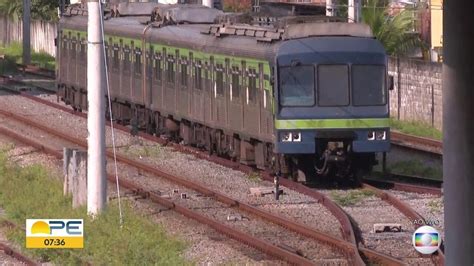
left=443, top=0, right=474, bottom=264
left=326, top=0, right=335, bottom=16
left=87, top=0, right=107, bottom=216
left=22, top=0, right=31, bottom=65
left=348, top=0, right=361, bottom=23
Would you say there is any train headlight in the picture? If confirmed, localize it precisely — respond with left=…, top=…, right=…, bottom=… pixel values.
left=367, top=131, right=375, bottom=140
left=281, top=132, right=292, bottom=142
left=292, top=132, right=301, bottom=142
left=375, top=131, right=386, bottom=140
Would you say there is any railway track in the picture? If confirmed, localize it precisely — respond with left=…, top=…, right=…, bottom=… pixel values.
left=360, top=182, right=445, bottom=265
left=0, top=72, right=443, bottom=264
left=363, top=174, right=442, bottom=196
left=0, top=242, right=37, bottom=266
left=0, top=108, right=403, bottom=265
left=391, top=131, right=442, bottom=156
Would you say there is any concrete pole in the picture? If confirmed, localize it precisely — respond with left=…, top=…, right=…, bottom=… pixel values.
left=326, top=0, right=335, bottom=16
left=87, top=0, right=107, bottom=216
left=348, top=0, right=361, bottom=23
left=443, top=0, right=474, bottom=265
left=202, top=0, right=213, bottom=8
left=22, top=0, right=31, bottom=65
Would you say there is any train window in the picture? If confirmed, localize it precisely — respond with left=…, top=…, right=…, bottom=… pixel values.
left=352, top=65, right=386, bottom=106
left=215, top=64, right=224, bottom=96
left=123, top=46, right=131, bottom=72
left=79, top=40, right=86, bottom=63
left=154, top=54, right=162, bottom=82
left=180, top=58, right=187, bottom=89
left=134, top=49, right=141, bottom=75
left=247, top=69, right=257, bottom=104
left=231, top=66, right=240, bottom=101
left=112, top=45, right=119, bottom=71
left=317, top=65, right=349, bottom=106
left=194, top=61, right=202, bottom=90
left=167, top=56, right=175, bottom=84
left=279, top=65, right=314, bottom=107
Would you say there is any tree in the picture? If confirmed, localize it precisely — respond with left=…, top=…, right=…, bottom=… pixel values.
left=361, top=0, right=424, bottom=56
left=0, top=0, right=58, bottom=21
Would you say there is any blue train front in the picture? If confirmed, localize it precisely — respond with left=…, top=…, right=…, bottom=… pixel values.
left=274, top=34, right=391, bottom=181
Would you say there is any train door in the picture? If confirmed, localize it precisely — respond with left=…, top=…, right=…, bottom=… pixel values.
left=259, top=63, right=274, bottom=141
left=228, top=62, right=243, bottom=133
left=163, top=49, right=176, bottom=113
left=192, top=59, right=205, bottom=123
left=243, top=63, right=260, bottom=136
left=213, top=57, right=226, bottom=128
left=131, top=45, right=144, bottom=105
left=120, top=42, right=132, bottom=101
left=68, top=33, right=77, bottom=88
left=152, top=48, right=164, bottom=111
left=109, top=39, right=120, bottom=100
left=203, top=60, right=212, bottom=125
left=177, top=53, right=190, bottom=118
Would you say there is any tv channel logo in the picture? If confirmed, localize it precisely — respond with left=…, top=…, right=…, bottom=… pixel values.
left=26, top=219, right=83, bottom=249
left=412, top=225, right=441, bottom=254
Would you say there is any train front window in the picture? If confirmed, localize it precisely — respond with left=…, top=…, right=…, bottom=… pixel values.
left=317, top=65, right=349, bottom=106
left=352, top=65, right=386, bottom=106
left=279, top=65, right=314, bottom=107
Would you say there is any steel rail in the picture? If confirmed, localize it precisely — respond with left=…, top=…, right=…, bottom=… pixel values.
left=363, top=177, right=442, bottom=196
left=361, top=183, right=445, bottom=266
left=0, top=243, right=38, bottom=266
left=0, top=108, right=368, bottom=264
left=0, top=126, right=316, bottom=266
left=391, top=131, right=442, bottom=156
left=0, top=89, right=406, bottom=265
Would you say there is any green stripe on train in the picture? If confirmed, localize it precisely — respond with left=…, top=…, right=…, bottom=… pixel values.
left=275, top=118, right=390, bottom=129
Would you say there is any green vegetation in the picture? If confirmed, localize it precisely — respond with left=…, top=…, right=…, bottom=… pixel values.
left=361, top=0, right=424, bottom=56
left=0, top=148, right=188, bottom=265
left=246, top=172, right=262, bottom=182
left=390, top=118, right=442, bottom=140
left=330, top=189, right=375, bottom=207
left=0, top=42, right=55, bottom=72
left=0, top=0, right=59, bottom=21
left=427, top=198, right=443, bottom=214
left=388, top=159, right=443, bottom=180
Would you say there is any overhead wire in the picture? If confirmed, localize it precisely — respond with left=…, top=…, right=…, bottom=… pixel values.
left=98, top=0, right=124, bottom=227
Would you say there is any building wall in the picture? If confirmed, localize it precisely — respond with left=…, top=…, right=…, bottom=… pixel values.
left=430, top=0, right=443, bottom=61
left=388, top=56, right=443, bottom=130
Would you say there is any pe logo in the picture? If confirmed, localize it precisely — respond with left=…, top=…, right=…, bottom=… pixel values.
left=412, top=225, right=441, bottom=254
left=26, top=219, right=83, bottom=248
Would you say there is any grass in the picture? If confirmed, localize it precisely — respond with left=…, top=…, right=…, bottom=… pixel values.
left=246, top=172, right=262, bottom=182
left=0, top=42, right=55, bottom=73
left=388, top=160, right=443, bottom=180
left=330, top=189, right=375, bottom=207
left=390, top=118, right=442, bottom=140
left=0, top=148, right=188, bottom=265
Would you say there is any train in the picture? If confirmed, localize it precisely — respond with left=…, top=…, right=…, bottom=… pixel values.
left=56, top=3, right=392, bottom=182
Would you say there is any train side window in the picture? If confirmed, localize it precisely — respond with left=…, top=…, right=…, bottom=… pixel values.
left=180, top=57, right=188, bottom=89
left=123, top=45, right=131, bottom=73
left=194, top=61, right=202, bottom=90
left=154, top=53, right=162, bottom=82
left=167, top=55, right=175, bottom=84
left=79, top=39, right=86, bottom=63
left=134, top=48, right=142, bottom=75
left=215, top=63, right=224, bottom=96
left=231, top=66, right=240, bottom=101
left=247, top=68, right=257, bottom=104
left=112, top=44, right=119, bottom=71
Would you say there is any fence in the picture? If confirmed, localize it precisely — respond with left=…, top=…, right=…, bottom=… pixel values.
left=0, top=15, right=57, bottom=56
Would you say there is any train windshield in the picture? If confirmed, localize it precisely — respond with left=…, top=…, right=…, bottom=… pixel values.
left=352, top=65, right=386, bottom=106
left=317, top=65, right=350, bottom=106
left=279, top=65, right=315, bottom=107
